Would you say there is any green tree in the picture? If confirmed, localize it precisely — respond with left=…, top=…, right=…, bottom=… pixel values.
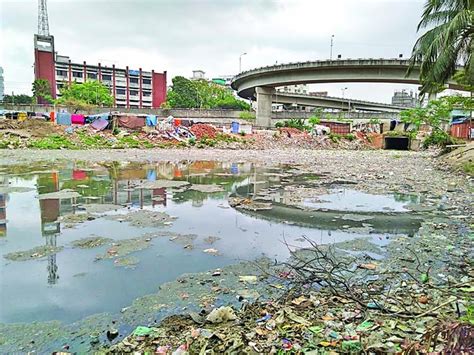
left=401, top=95, right=472, bottom=146
left=2, top=94, right=33, bottom=104
left=32, top=79, right=53, bottom=103
left=166, top=76, right=200, bottom=108
left=410, top=0, right=474, bottom=94
left=56, top=80, right=113, bottom=107
left=165, top=76, right=250, bottom=110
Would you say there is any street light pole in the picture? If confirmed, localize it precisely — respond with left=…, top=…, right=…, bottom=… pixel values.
left=341, top=87, right=348, bottom=113
left=330, top=35, right=334, bottom=60
left=239, top=52, right=247, bottom=73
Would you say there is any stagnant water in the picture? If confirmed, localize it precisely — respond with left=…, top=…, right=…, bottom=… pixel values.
left=0, top=160, right=422, bottom=326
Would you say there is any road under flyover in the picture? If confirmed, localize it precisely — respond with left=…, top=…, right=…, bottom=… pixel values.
left=232, top=58, right=463, bottom=127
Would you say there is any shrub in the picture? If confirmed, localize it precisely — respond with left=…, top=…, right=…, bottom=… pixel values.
left=29, top=134, right=76, bottom=149
left=275, top=118, right=308, bottom=130
left=239, top=111, right=256, bottom=120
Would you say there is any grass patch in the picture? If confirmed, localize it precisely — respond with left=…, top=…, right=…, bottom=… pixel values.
left=239, top=111, right=256, bottom=120
left=29, top=134, right=76, bottom=149
left=77, top=131, right=112, bottom=148
left=462, top=162, right=474, bottom=175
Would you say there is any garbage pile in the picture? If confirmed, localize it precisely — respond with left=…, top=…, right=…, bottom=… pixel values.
left=190, top=124, right=217, bottom=139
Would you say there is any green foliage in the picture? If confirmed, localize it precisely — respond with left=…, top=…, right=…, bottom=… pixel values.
left=422, top=129, right=461, bottom=148
left=462, top=162, right=474, bottom=175
left=2, top=94, right=33, bottom=104
left=328, top=133, right=356, bottom=143
left=368, top=118, right=381, bottom=125
left=329, top=133, right=341, bottom=143
left=29, top=134, right=76, bottom=149
left=453, top=70, right=474, bottom=91
left=275, top=118, right=308, bottom=130
left=165, top=76, right=250, bottom=110
left=115, top=135, right=141, bottom=148
left=188, top=137, right=196, bottom=146
left=239, top=111, right=256, bottom=120
left=384, top=130, right=414, bottom=138
left=308, top=115, right=321, bottom=127
left=195, top=133, right=242, bottom=148
left=76, top=131, right=112, bottom=148
left=410, top=0, right=473, bottom=94
left=32, top=79, right=53, bottom=103
left=56, top=80, right=113, bottom=107
left=345, top=133, right=356, bottom=141
left=401, top=95, right=473, bottom=147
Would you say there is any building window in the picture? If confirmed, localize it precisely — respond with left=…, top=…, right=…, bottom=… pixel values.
left=116, top=89, right=126, bottom=95
left=130, top=90, right=138, bottom=96
left=143, top=91, right=151, bottom=97
left=88, top=73, right=97, bottom=79
left=102, top=74, right=112, bottom=81
left=129, top=77, right=139, bottom=84
left=56, top=70, right=67, bottom=76
left=142, top=78, right=151, bottom=85
left=72, top=71, right=83, bottom=78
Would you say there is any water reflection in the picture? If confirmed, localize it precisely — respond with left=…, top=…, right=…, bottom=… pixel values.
left=0, top=160, right=423, bottom=324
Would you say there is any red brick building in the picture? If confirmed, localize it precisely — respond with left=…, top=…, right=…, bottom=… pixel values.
left=34, top=34, right=167, bottom=108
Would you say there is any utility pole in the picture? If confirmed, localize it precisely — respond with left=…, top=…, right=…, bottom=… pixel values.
left=239, top=52, right=247, bottom=73
left=341, top=87, right=347, bottom=113
left=330, top=35, right=335, bottom=60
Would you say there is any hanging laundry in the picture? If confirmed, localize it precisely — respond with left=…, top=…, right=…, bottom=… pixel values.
left=56, top=112, right=72, bottom=125
left=17, top=112, right=27, bottom=122
left=72, top=169, right=87, bottom=180
left=146, top=114, right=157, bottom=126
left=91, top=117, right=109, bottom=131
left=117, top=115, right=145, bottom=129
left=71, top=114, right=85, bottom=125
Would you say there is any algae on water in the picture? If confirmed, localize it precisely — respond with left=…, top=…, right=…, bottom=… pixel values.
left=4, top=245, right=64, bottom=261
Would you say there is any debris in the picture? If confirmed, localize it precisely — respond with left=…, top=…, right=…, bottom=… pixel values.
left=205, top=306, right=237, bottom=323
left=71, top=236, right=112, bottom=249
left=203, top=248, right=219, bottom=255
left=4, top=245, right=63, bottom=261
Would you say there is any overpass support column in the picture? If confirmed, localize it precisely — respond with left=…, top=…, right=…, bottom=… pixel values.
left=256, top=86, right=275, bottom=128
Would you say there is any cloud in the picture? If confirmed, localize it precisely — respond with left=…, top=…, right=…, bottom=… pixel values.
left=0, top=0, right=425, bottom=102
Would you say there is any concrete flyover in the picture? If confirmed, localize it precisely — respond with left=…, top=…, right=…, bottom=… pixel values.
left=231, top=58, right=463, bottom=127
left=273, top=92, right=405, bottom=113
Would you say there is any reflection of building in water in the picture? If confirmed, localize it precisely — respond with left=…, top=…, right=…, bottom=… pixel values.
left=45, top=233, right=59, bottom=285
left=0, top=175, right=7, bottom=237
left=37, top=171, right=61, bottom=285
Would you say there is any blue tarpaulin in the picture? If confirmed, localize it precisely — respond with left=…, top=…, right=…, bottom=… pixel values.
left=56, top=112, right=72, bottom=125
left=146, top=115, right=157, bottom=126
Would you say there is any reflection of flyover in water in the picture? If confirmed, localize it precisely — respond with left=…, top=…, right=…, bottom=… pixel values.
left=232, top=58, right=463, bottom=127
left=273, top=92, right=406, bottom=112
left=232, top=201, right=423, bottom=235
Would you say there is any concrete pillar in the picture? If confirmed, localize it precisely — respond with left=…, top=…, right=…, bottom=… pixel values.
left=256, top=86, right=274, bottom=128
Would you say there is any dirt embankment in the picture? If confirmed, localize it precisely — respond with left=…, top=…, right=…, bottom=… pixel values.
left=442, top=142, right=474, bottom=175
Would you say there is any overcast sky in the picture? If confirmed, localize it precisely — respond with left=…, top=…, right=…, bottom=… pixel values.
left=0, top=0, right=425, bottom=102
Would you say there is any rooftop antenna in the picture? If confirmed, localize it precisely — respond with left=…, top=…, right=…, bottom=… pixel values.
left=38, top=0, right=50, bottom=36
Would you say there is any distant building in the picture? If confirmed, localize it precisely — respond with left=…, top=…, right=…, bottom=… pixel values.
left=0, top=67, right=4, bottom=101
left=34, top=35, right=167, bottom=108
left=191, top=70, right=206, bottom=80
left=391, top=89, right=418, bottom=107
left=276, top=84, right=309, bottom=95
left=212, top=75, right=234, bottom=88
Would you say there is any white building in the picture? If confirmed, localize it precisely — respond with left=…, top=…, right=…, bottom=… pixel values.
left=276, top=84, right=309, bottom=95
left=192, top=70, right=206, bottom=80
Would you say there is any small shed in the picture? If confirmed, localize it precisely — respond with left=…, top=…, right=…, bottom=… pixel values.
left=450, top=117, right=472, bottom=140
